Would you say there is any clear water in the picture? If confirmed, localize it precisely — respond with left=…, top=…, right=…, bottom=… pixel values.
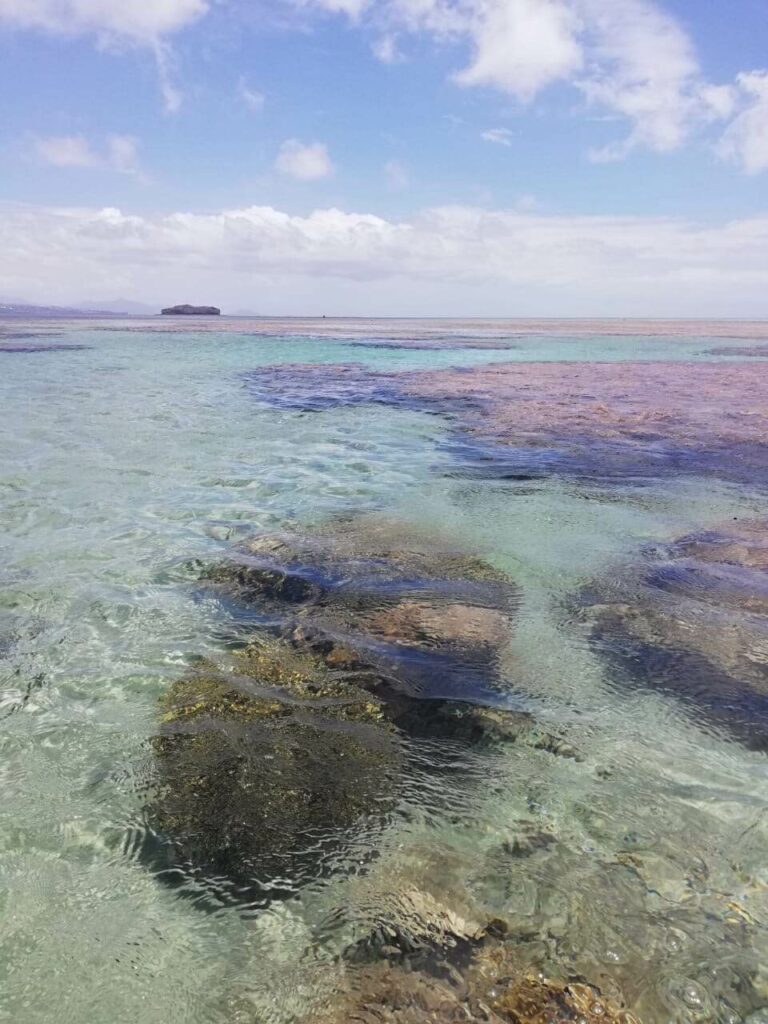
left=1, top=324, right=767, bottom=1023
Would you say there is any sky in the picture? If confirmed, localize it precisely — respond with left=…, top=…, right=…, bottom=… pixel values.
left=0, top=0, right=767, bottom=316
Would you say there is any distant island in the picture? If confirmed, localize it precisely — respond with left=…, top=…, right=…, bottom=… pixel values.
left=161, top=304, right=221, bottom=316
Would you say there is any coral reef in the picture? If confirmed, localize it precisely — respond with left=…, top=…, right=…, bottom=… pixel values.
left=575, top=519, right=768, bottom=749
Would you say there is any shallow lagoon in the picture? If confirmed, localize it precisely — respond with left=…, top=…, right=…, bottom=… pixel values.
left=1, top=320, right=767, bottom=1023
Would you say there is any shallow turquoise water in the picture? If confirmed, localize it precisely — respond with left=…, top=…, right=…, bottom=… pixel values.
left=1, top=324, right=767, bottom=1023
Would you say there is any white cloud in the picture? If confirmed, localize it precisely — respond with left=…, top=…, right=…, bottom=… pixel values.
left=384, top=158, right=409, bottom=187
left=481, top=127, right=514, bottom=147
left=292, top=0, right=767, bottom=168
left=35, top=135, right=100, bottom=168
left=718, top=71, right=768, bottom=175
left=0, top=0, right=207, bottom=111
left=275, top=139, right=335, bottom=180
left=296, top=0, right=370, bottom=17
left=454, top=0, right=583, bottom=99
left=34, top=134, right=145, bottom=178
left=2, top=200, right=767, bottom=315
left=238, top=76, right=265, bottom=111
left=372, top=32, right=400, bottom=62
left=0, top=0, right=207, bottom=41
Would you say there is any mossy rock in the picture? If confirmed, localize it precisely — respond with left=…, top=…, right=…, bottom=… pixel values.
left=306, top=939, right=641, bottom=1024
left=147, top=639, right=400, bottom=903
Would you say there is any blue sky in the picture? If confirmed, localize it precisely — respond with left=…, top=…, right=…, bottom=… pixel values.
left=0, top=0, right=767, bottom=315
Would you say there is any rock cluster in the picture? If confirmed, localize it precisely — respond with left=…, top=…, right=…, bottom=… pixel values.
left=306, top=937, right=640, bottom=1024
left=146, top=517, right=578, bottom=903
left=575, top=518, right=768, bottom=749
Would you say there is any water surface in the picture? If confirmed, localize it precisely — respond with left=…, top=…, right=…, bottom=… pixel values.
left=1, top=319, right=767, bottom=1023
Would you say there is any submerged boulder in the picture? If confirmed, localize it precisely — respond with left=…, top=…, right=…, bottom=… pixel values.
left=575, top=519, right=768, bottom=749
left=148, top=516, right=579, bottom=903
left=203, top=516, right=520, bottom=707
left=148, top=638, right=399, bottom=903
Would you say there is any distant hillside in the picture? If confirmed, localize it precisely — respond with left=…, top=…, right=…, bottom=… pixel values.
left=77, top=299, right=156, bottom=314
left=0, top=301, right=139, bottom=318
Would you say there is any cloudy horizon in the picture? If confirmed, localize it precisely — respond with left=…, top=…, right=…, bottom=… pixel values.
left=1, top=0, right=767, bottom=315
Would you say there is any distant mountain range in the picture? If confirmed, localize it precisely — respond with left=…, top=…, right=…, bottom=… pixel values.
left=0, top=298, right=157, bottom=317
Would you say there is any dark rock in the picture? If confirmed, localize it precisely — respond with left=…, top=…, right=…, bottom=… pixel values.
left=204, top=517, right=520, bottom=707
left=160, top=304, right=221, bottom=316
left=575, top=520, right=768, bottom=750
left=148, top=517, right=578, bottom=904
left=147, top=639, right=399, bottom=905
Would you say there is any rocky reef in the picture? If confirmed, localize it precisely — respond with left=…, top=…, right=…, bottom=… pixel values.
left=148, top=638, right=399, bottom=903
left=161, top=304, right=221, bottom=316
left=145, top=516, right=580, bottom=904
left=574, top=518, right=768, bottom=749
left=243, top=360, right=768, bottom=486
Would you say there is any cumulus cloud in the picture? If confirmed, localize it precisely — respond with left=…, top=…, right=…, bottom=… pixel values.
left=1, top=200, right=767, bottom=315
left=453, top=0, right=583, bottom=99
left=295, top=0, right=767, bottom=168
left=33, top=133, right=145, bottom=177
left=275, top=139, right=335, bottom=180
left=718, top=71, right=768, bottom=174
left=481, top=127, right=514, bottom=147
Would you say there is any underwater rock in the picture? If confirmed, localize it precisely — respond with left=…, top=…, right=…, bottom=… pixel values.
left=204, top=516, right=519, bottom=706
left=149, top=517, right=579, bottom=903
left=706, top=345, right=768, bottom=358
left=669, top=519, right=768, bottom=571
left=244, top=360, right=768, bottom=486
left=197, top=517, right=574, bottom=753
left=0, top=342, right=90, bottom=353
left=307, top=938, right=640, bottom=1024
left=575, top=520, right=768, bottom=749
left=362, top=601, right=511, bottom=649
left=147, top=638, right=400, bottom=903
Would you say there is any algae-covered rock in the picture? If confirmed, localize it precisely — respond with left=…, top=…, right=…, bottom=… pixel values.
left=149, top=517, right=577, bottom=903
left=575, top=520, right=768, bottom=749
left=198, top=518, right=580, bottom=756
left=148, top=638, right=399, bottom=902
left=485, top=970, right=640, bottom=1024
left=306, top=937, right=641, bottom=1024
left=202, top=516, right=519, bottom=709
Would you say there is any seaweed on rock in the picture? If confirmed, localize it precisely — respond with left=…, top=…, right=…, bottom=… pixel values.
left=305, top=935, right=641, bottom=1024
left=148, top=638, right=400, bottom=904
left=147, top=517, right=578, bottom=904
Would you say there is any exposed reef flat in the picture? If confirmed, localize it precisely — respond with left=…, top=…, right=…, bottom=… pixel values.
left=243, top=359, right=768, bottom=486
left=574, top=519, right=768, bottom=750
left=8, top=314, right=768, bottom=340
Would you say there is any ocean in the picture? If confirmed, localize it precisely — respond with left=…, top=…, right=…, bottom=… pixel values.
left=1, top=317, right=767, bottom=1023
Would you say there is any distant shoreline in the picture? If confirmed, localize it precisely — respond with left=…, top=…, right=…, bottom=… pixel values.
left=2, top=313, right=768, bottom=341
